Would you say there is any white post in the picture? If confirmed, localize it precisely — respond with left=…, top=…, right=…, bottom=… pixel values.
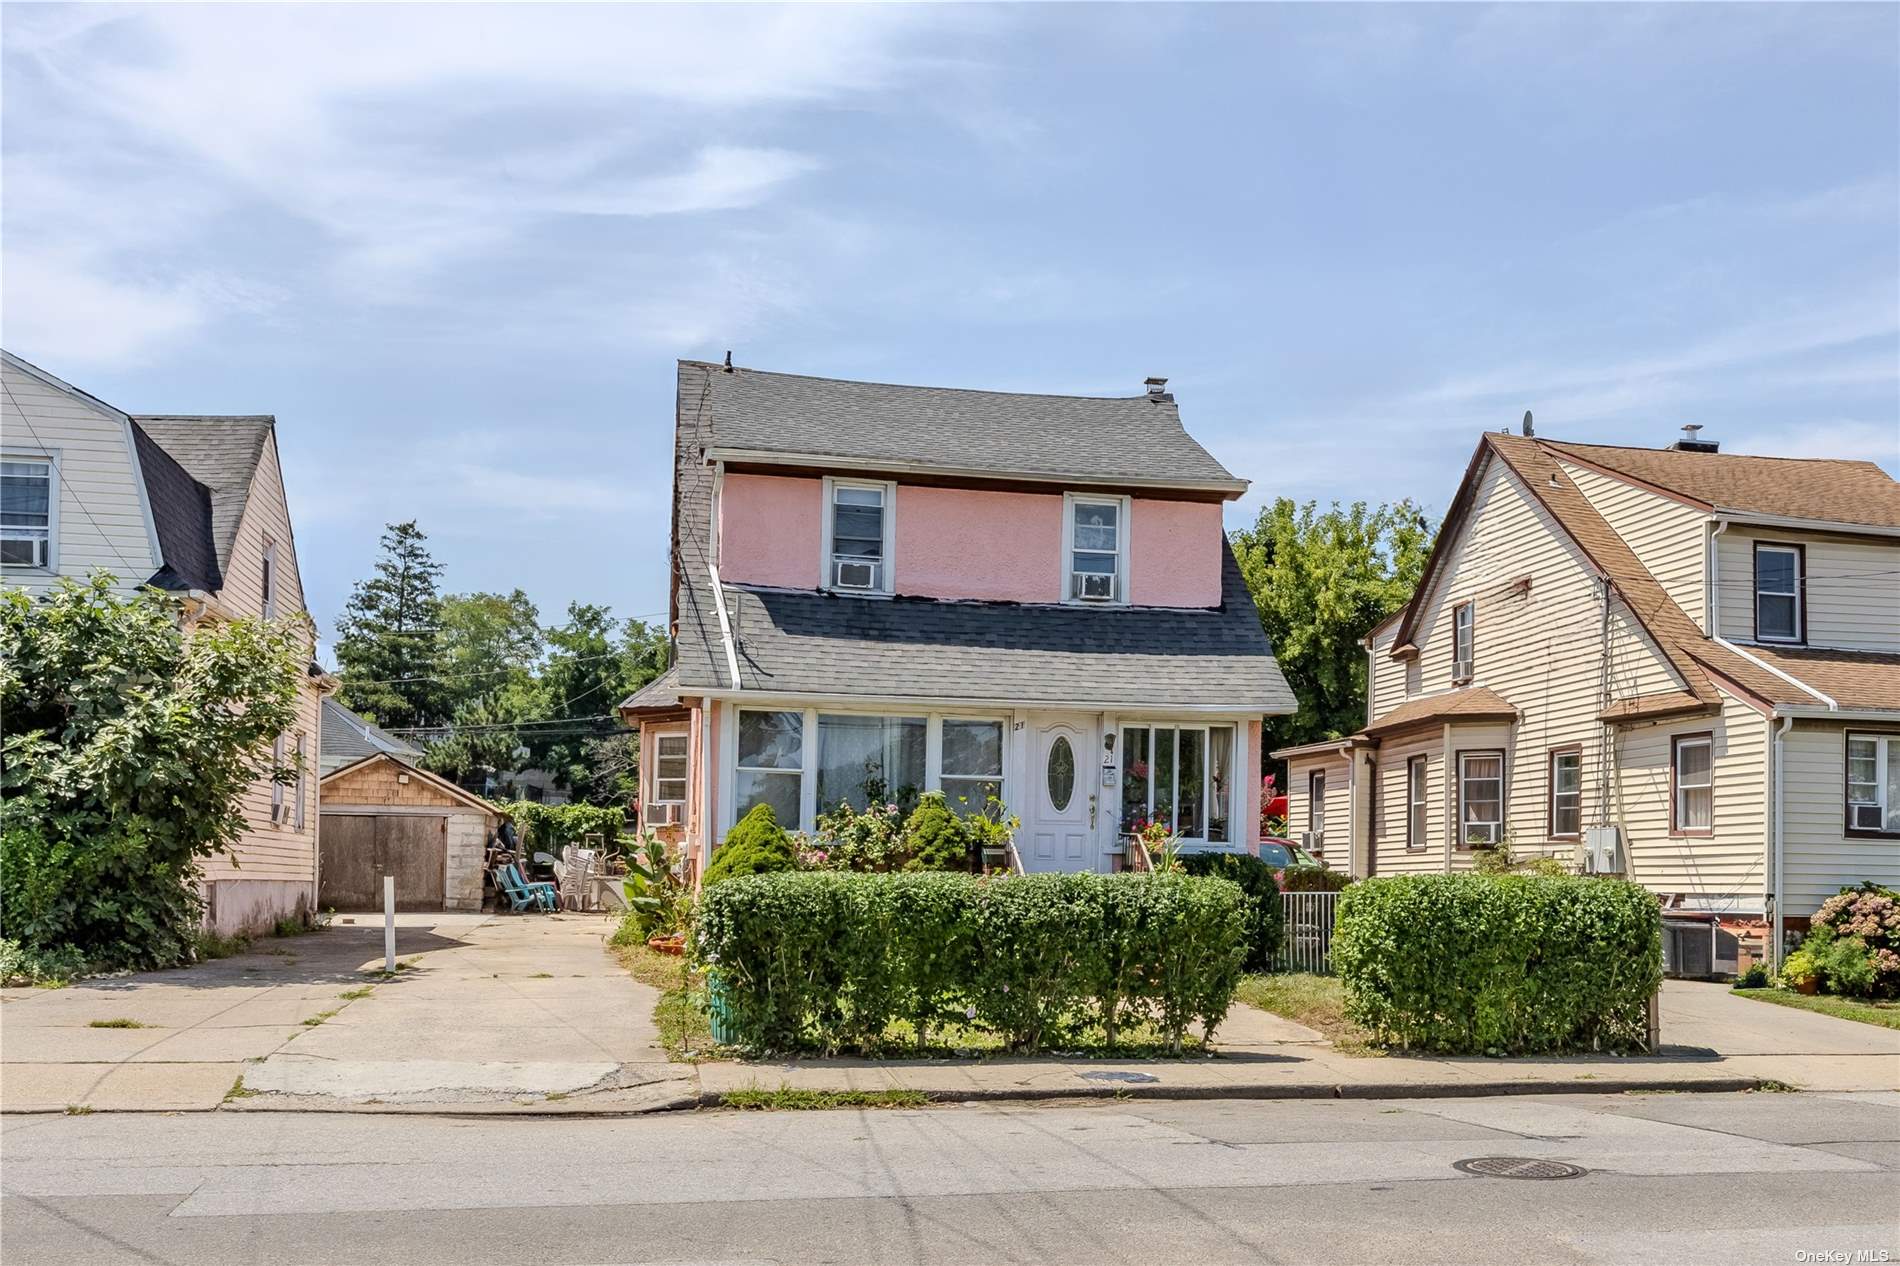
left=383, top=875, right=396, bottom=974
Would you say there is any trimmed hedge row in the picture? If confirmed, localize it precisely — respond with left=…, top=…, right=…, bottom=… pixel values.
left=693, top=871, right=1249, bottom=1056
left=1332, top=874, right=1661, bottom=1054
left=1176, top=852, right=1288, bottom=971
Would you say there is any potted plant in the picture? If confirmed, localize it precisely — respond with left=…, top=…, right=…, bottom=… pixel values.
left=1780, top=945, right=1822, bottom=995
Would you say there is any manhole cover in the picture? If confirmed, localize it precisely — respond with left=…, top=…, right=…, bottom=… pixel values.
left=1079, top=1070, right=1159, bottom=1084
left=1452, top=1157, right=1587, bottom=1180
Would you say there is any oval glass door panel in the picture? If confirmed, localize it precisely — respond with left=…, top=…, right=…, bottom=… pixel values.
left=1046, top=736, right=1076, bottom=811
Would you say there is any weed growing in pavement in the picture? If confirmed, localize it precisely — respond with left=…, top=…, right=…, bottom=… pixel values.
left=338, top=987, right=373, bottom=1001
left=720, top=1087, right=932, bottom=1111
left=223, top=1078, right=258, bottom=1102
left=301, top=1010, right=338, bottom=1027
left=87, top=1018, right=152, bottom=1029
left=64, top=1104, right=93, bottom=1115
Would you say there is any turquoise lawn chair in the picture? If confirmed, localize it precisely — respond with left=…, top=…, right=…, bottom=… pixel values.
left=494, top=864, right=558, bottom=913
left=505, top=862, right=560, bottom=911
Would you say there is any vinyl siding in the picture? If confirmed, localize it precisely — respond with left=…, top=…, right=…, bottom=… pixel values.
left=1369, top=730, right=1445, bottom=875
left=0, top=360, right=158, bottom=592
left=1282, top=754, right=1350, bottom=859
left=1610, top=687, right=1768, bottom=912
left=201, top=430, right=321, bottom=887
left=1716, top=526, right=1900, bottom=653
left=1563, top=463, right=1708, bottom=630
left=1779, top=721, right=1900, bottom=916
left=1367, top=622, right=1406, bottom=721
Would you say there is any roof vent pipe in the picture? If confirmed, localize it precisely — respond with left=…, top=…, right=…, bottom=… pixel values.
left=1144, top=376, right=1168, bottom=399
left=1671, top=423, right=1719, bottom=453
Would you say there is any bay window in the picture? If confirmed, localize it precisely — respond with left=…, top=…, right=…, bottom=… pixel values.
left=817, top=714, right=925, bottom=813
left=1121, top=724, right=1236, bottom=844
left=735, top=710, right=804, bottom=827
left=1458, top=751, right=1503, bottom=847
left=1847, top=732, right=1900, bottom=836
left=1671, top=734, right=1713, bottom=836
left=941, top=719, right=1005, bottom=817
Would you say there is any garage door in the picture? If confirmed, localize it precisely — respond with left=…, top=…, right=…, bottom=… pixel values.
left=320, top=813, right=449, bottom=911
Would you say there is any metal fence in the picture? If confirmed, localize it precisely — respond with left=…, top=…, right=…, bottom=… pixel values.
left=1274, top=890, right=1343, bottom=974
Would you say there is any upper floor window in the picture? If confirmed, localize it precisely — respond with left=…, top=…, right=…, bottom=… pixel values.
left=822, top=479, right=893, bottom=594
left=1846, top=732, right=1900, bottom=837
left=1, top=457, right=52, bottom=568
left=262, top=536, right=279, bottom=619
left=1753, top=543, right=1803, bottom=644
left=1451, top=601, right=1474, bottom=682
left=1065, top=494, right=1128, bottom=603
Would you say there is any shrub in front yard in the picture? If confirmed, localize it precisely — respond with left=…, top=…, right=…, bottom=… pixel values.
left=693, top=871, right=1248, bottom=1056
left=1332, top=873, right=1661, bottom=1054
left=1177, top=852, right=1288, bottom=972
left=1790, top=884, right=1900, bottom=999
left=702, top=804, right=799, bottom=886
left=1278, top=864, right=1352, bottom=893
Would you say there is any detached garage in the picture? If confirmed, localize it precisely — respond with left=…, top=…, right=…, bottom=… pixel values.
left=319, top=754, right=496, bottom=912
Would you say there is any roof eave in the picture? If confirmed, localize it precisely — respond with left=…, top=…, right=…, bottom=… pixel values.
left=704, top=447, right=1250, bottom=498
left=1712, top=508, right=1900, bottom=540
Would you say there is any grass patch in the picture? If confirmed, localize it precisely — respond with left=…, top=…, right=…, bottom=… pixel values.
left=1235, top=972, right=1382, bottom=1055
left=1731, top=988, right=1900, bottom=1031
left=301, top=1010, right=339, bottom=1027
left=544, top=1091, right=568, bottom=1102
left=721, top=1087, right=932, bottom=1111
left=223, top=1077, right=258, bottom=1102
left=614, top=942, right=713, bottom=1061
left=64, top=1104, right=93, bottom=1115
left=87, top=1018, right=152, bottom=1029
left=337, top=987, right=373, bottom=1001
left=191, top=931, right=252, bottom=962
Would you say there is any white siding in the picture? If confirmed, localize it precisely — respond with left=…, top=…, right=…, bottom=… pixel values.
left=1367, top=622, right=1406, bottom=721
left=1282, top=753, right=1350, bottom=859
left=1716, top=526, right=1900, bottom=653
left=0, top=360, right=158, bottom=593
left=1611, top=687, right=1769, bottom=912
left=1564, top=462, right=1709, bottom=630
left=1779, top=722, right=1900, bottom=916
left=1369, top=729, right=1446, bottom=875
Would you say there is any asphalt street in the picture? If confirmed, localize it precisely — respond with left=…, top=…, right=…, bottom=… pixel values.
left=3, top=1091, right=1896, bottom=1265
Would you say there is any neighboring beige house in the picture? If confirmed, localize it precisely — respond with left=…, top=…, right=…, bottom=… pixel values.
left=2, top=349, right=333, bottom=935
left=1277, top=424, right=1900, bottom=971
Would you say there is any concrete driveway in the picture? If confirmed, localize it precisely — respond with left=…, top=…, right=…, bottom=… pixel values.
left=0, top=913, right=689, bottom=1114
left=1660, top=979, right=1900, bottom=1090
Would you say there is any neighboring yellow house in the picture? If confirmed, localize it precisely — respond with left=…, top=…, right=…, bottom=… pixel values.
left=2, top=350, right=334, bottom=935
left=1277, top=424, right=1900, bottom=973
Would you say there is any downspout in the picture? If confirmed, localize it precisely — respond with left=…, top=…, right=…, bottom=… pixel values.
left=1706, top=518, right=1727, bottom=637
left=1769, top=714, right=1792, bottom=970
left=1441, top=723, right=1454, bottom=874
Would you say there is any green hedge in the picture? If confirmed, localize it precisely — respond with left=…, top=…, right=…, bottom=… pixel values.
left=1177, top=852, right=1288, bottom=972
left=1332, top=874, right=1661, bottom=1054
left=693, top=871, right=1249, bottom=1055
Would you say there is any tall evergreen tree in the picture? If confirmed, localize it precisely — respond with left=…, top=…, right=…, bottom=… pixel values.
left=334, top=521, right=448, bottom=729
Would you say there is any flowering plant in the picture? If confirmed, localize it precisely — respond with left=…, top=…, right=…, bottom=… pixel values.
left=1806, top=884, right=1900, bottom=997
left=809, top=800, right=906, bottom=872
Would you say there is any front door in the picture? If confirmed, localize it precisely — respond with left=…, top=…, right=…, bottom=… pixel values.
left=1023, top=715, right=1099, bottom=872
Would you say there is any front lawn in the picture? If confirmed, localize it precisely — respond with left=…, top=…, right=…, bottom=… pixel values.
left=1731, top=988, right=1900, bottom=1031
left=1235, top=972, right=1381, bottom=1055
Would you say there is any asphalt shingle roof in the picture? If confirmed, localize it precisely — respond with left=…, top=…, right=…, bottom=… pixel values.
left=320, top=697, right=424, bottom=774
left=1548, top=439, right=1900, bottom=530
left=694, top=362, right=1246, bottom=491
left=669, top=361, right=1292, bottom=712
left=132, top=416, right=272, bottom=574
left=129, top=421, right=221, bottom=594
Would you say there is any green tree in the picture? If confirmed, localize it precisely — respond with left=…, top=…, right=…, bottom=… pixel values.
left=1232, top=498, right=1433, bottom=761
left=0, top=577, right=304, bottom=973
left=422, top=590, right=546, bottom=785
left=334, top=521, right=446, bottom=729
left=530, top=604, right=669, bottom=805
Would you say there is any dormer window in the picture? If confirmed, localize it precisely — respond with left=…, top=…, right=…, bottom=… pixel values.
left=1753, top=543, right=1803, bottom=644
left=1065, top=493, right=1128, bottom=604
left=822, top=478, right=894, bottom=595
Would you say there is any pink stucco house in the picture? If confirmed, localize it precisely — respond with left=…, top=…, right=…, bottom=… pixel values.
left=619, top=360, right=1294, bottom=874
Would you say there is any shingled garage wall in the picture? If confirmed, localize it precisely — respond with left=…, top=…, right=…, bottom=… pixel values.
left=318, top=756, right=493, bottom=912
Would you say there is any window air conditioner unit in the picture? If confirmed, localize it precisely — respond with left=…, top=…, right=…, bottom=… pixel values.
left=1299, top=831, right=1322, bottom=852
left=834, top=559, right=877, bottom=590
left=1073, top=572, right=1116, bottom=602
left=1581, top=825, right=1624, bottom=874
left=1850, top=803, right=1884, bottom=832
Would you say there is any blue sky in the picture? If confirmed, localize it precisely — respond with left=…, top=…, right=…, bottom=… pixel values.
left=4, top=4, right=1895, bottom=651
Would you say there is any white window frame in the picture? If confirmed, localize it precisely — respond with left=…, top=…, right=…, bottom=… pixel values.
left=1547, top=748, right=1582, bottom=840
left=732, top=709, right=806, bottom=829
left=1671, top=733, right=1714, bottom=837
left=1451, top=600, right=1474, bottom=682
left=938, top=716, right=1008, bottom=818
left=262, top=536, right=279, bottom=620
left=293, top=732, right=307, bottom=831
left=819, top=477, right=896, bottom=596
left=1119, top=722, right=1240, bottom=847
left=1457, top=751, right=1504, bottom=848
left=1, top=452, right=57, bottom=572
left=1062, top=492, right=1131, bottom=606
left=1406, top=755, right=1428, bottom=850
left=1845, top=732, right=1899, bottom=837
left=649, top=727, right=690, bottom=809
left=1753, top=543, right=1802, bottom=645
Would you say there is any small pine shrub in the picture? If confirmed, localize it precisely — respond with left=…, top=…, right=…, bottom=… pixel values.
left=702, top=804, right=798, bottom=886
left=902, top=793, right=975, bottom=872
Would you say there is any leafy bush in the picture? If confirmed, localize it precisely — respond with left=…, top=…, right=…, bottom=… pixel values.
left=1810, top=884, right=1900, bottom=998
left=693, top=871, right=1249, bottom=1056
left=1178, top=852, right=1288, bottom=971
left=809, top=800, right=906, bottom=871
left=1278, top=864, right=1351, bottom=893
left=1, top=577, right=304, bottom=975
left=702, top=804, right=798, bottom=886
left=497, top=801, right=626, bottom=857
left=1734, top=961, right=1770, bottom=990
left=1332, top=873, right=1662, bottom=1054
